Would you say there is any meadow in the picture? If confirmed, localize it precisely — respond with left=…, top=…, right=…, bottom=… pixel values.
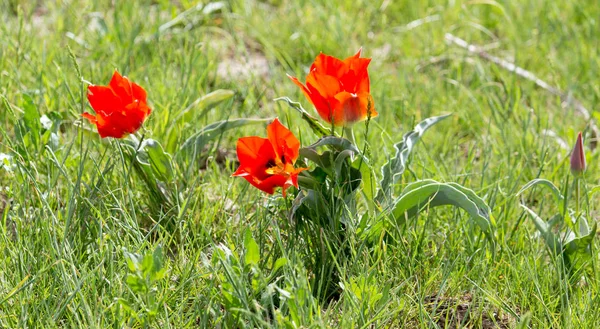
left=1, top=0, right=600, bottom=327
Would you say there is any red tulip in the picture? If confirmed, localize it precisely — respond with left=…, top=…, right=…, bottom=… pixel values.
left=233, top=119, right=307, bottom=196
left=288, top=49, right=377, bottom=126
left=570, top=132, right=586, bottom=177
left=83, top=71, right=151, bottom=138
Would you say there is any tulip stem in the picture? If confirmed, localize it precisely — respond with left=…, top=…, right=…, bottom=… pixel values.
left=343, top=127, right=356, bottom=146
left=575, top=178, right=580, bottom=217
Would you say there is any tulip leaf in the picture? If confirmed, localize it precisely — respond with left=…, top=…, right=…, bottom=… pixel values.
left=299, top=148, right=329, bottom=169
left=517, top=179, right=565, bottom=213
left=564, top=221, right=596, bottom=275
left=175, top=89, right=235, bottom=123
left=289, top=189, right=327, bottom=222
left=274, top=97, right=332, bottom=137
left=520, top=204, right=562, bottom=255
left=376, top=113, right=452, bottom=206
left=334, top=149, right=355, bottom=179
left=120, top=141, right=172, bottom=209
left=300, top=137, right=361, bottom=177
left=521, top=204, right=597, bottom=276
left=138, top=139, right=174, bottom=182
left=307, top=136, right=360, bottom=153
left=390, top=180, right=495, bottom=244
left=353, top=157, right=376, bottom=201
left=180, top=118, right=272, bottom=155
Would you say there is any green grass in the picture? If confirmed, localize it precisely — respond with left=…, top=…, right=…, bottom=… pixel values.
left=1, top=0, right=599, bottom=327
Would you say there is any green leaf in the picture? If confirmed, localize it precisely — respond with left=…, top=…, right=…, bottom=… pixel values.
left=520, top=204, right=562, bottom=255
left=180, top=118, right=272, bottom=155
left=175, top=89, right=235, bottom=123
left=307, top=136, right=359, bottom=153
left=334, top=149, right=355, bottom=179
left=274, top=97, right=331, bottom=137
left=126, top=274, right=146, bottom=294
left=289, top=189, right=326, bottom=221
left=22, top=94, right=41, bottom=146
left=376, top=113, right=452, bottom=206
left=564, top=221, right=596, bottom=275
left=138, top=139, right=174, bottom=182
left=516, top=313, right=532, bottom=329
left=273, top=257, right=287, bottom=272
left=299, top=148, right=328, bottom=168
left=121, top=141, right=172, bottom=208
left=151, top=245, right=167, bottom=281
left=588, top=185, right=600, bottom=199
left=1, top=96, right=17, bottom=118
left=142, top=253, right=154, bottom=276
left=353, top=157, right=376, bottom=202
left=390, top=180, right=495, bottom=243
left=244, top=230, right=260, bottom=266
left=299, top=136, right=363, bottom=179
left=124, top=251, right=140, bottom=272
left=517, top=179, right=565, bottom=213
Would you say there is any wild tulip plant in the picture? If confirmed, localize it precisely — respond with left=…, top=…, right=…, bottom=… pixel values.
left=80, top=70, right=259, bottom=224
left=81, top=71, right=178, bottom=220
left=519, top=132, right=596, bottom=286
left=234, top=50, right=497, bottom=301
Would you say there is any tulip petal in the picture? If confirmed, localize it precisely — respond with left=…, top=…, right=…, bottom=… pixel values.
left=266, top=119, right=300, bottom=164
left=570, top=132, right=586, bottom=176
left=311, top=53, right=348, bottom=78
left=288, top=74, right=326, bottom=110
left=109, top=71, right=133, bottom=101
left=233, top=136, right=276, bottom=181
left=258, top=174, right=289, bottom=195
left=333, top=91, right=377, bottom=125
left=87, top=85, right=122, bottom=115
left=86, top=71, right=151, bottom=138
left=131, top=82, right=148, bottom=103
left=82, top=112, right=97, bottom=123
left=306, top=73, right=343, bottom=123
left=342, top=57, right=371, bottom=93
left=233, top=119, right=308, bottom=196
left=306, top=72, right=341, bottom=98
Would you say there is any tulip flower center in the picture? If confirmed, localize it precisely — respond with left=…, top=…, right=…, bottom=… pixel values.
left=264, top=156, right=291, bottom=176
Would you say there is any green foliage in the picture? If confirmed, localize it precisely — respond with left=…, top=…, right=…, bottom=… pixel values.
left=376, top=113, right=452, bottom=206
left=1, top=0, right=599, bottom=327
left=519, top=179, right=596, bottom=279
left=137, top=139, right=175, bottom=183
left=289, top=108, right=494, bottom=303
left=174, top=89, right=235, bottom=124
left=180, top=117, right=272, bottom=155
left=121, top=245, right=168, bottom=327
left=124, top=246, right=168, bottom=293
left=362, top=180, right=496, bottom=246
left=244, top=229, right=260, bottom=266
left=21, top=94, right=41, bottom=148
left=275, top=97, right=332, bottom=137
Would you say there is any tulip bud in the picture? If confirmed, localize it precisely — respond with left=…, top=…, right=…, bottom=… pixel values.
left=570, top=132, right=586, bottom=177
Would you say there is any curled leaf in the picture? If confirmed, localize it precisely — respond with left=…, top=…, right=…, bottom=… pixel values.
left=376, top=114, right=452, bottom=206
left=274, top=97, right=331, bottom=137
